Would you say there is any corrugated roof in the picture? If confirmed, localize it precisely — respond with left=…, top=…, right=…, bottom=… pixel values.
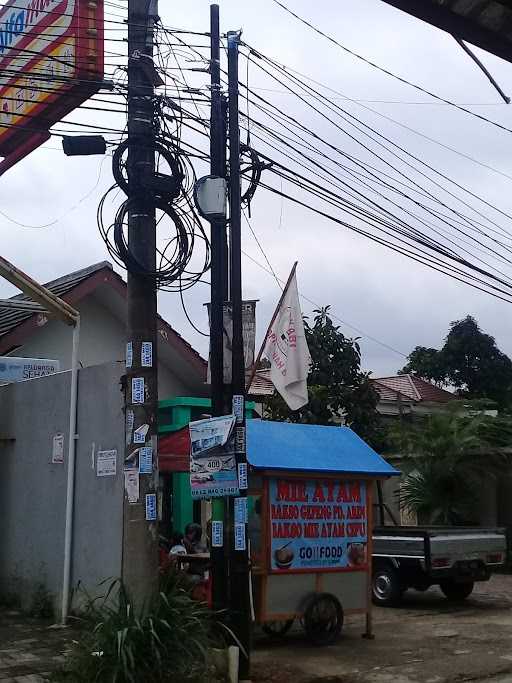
left=0, top=261, right=112, bottom=339
left=373, top=374, right=455, bottom=403
left=246, top=420, right=399, bottom=476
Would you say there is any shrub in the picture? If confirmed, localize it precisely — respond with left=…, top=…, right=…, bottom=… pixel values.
left=53, top=572, right=225, bottom=682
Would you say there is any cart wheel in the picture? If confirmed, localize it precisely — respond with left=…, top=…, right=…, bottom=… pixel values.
left=303, top=593, right=343, bottom=646
left=262, top=619, right=295, bottom=638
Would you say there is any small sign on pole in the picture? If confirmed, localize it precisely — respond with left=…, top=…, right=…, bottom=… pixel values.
left=212, top=520, right=224, bottom=547
left=145, top=493, right=157, bottom=521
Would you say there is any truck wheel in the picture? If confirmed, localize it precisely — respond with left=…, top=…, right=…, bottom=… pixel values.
left=372, top=566, right=403, bottom=607
left=440, top=580, right=474, bottom=601
left=303, top=593, right=343, bottom=646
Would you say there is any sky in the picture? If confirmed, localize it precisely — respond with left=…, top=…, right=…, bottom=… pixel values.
left=2, top=0, right=512, bottom=377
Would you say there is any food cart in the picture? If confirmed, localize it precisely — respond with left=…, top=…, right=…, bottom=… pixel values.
left=246, top=420, right=399, bottom=645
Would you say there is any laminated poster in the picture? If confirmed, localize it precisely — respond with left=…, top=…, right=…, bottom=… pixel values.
left=189, top=415, right=239, bottom=499
left=96, top=450, right=117, bottom=477
left=124, top=470, right=139, bottom=503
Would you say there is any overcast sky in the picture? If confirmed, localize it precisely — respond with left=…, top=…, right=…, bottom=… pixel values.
left=2, top=0, right=512, bottom=377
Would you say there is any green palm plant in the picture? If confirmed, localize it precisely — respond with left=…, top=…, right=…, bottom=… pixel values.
left=395, top=402, right=512, bottom=525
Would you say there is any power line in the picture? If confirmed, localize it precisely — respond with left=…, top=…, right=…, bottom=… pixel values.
left=270, top=0, right=512, bottom=137
left=241, top=248, right=407, bottom=357
left=168, top=96, right=512, bottom=300
left=261, top=180, right=512, bottom=300
left=162, top=66, right=512, bottom=299
left=242, top=45, right=512, bottom=238
left=0, top=154, right=110, bottom=228
left=245, top=64, right=512, bottom=185
left=242, top=209, right=282, bottom=290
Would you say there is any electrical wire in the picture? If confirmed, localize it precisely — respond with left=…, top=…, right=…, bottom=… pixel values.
left=0, top=153, right=109, bottom=228
left=241, top=248, right=408, bottom=358
left=270, top=0, right=512, bottom=136
left=159, top=83, right=512, bottom=302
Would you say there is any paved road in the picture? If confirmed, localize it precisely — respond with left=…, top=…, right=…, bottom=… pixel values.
left=2, top=575, right=512, bottom=682
left=252, top=575, right=512, bottom=683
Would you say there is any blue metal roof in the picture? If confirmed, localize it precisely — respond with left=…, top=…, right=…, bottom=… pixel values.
left=246, top=420, right=399, bottom=477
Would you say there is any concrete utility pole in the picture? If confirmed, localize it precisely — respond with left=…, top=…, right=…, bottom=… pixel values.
left=122, top=0, right=160, bottom=604
left=227, top=29, right=252, bottom=679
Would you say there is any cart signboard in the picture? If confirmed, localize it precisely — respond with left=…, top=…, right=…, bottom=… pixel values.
left=269, top=477, right=368, bottom=573
left=0, top=0, right=104, bottom=174
left=189, top=415, right=239, bottom=499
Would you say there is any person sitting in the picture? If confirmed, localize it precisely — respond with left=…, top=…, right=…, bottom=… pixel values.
left=183, top=522, right=209, bottom=582
left=169, top=531, right=187, bottom=560
left=183, top=522, right=207, bottom=554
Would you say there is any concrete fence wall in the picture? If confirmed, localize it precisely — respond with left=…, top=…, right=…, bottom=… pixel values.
left=0, top=362, right=125, bottom=612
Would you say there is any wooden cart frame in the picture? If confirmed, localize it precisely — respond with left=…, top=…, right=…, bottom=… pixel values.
left=248, top=469, right=377, bottom=643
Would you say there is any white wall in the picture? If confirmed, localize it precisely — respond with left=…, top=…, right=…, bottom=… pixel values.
left=9, top=294, right=197, bottom=398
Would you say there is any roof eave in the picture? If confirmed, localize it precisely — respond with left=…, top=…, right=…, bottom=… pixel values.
left=379, top=0, right=512, bottom=63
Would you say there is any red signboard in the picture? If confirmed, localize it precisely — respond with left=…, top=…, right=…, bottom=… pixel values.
left=0, top=0, right=104, bottom=174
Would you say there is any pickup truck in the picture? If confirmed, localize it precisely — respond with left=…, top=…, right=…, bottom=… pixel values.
left=372, top=526, right=507, bottom=606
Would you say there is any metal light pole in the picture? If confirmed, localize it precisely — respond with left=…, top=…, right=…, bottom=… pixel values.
left=209, top=3, right=229, bottom=610
left=227, top=29, right=252, bottom=679
left=122, top=0, right=160, bottom=606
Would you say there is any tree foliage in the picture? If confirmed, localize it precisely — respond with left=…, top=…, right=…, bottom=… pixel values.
left=394, top=402, right=512, bottom=525
left=400, top=315, right=512, bottom=407
left=264, top=307, right=379, bottom=441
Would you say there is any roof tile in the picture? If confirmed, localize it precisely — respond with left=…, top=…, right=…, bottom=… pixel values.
left=372, top=374, right=454, bottom=403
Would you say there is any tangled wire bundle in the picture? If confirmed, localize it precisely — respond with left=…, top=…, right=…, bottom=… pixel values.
left=98, top=135, right=210, bottom=292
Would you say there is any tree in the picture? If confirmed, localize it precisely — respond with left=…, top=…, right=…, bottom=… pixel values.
left=396, top=402, right=512, bottom=525
left=264, top=307, right=380, bottom=441
left=399, top=346, right=445, bottom=386
left=400, top=315, right=512, bottom=407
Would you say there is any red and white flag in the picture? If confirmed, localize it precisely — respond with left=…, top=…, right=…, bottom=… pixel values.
left=263, top=266, right=311, bottom=410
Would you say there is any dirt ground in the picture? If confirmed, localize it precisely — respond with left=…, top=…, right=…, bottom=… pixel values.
left=2, top=575, right=512, bottom=682
left=252, top=574, right=512, bottom=683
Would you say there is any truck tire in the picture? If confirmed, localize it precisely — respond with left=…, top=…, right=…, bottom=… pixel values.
left=440, top=580, right=474, bottom=601
left=372, top=566, right=403, bottom=607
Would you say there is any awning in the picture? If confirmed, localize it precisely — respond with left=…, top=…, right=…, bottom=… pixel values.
left=159, top=426, right=190, bottom=472
left=159, top=419, right=399, bottom=478
left=247, top=420, right=400, bottom=477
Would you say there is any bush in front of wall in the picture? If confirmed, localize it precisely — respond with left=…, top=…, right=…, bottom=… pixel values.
left=52, top=572, right=227, bottom=682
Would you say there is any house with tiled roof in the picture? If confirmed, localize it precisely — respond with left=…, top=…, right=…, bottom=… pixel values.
left=0, top=261, right=208, bottom=397
left=246, top=368, right=455, bottom=420
left=371, top=374, right=455, bottom=418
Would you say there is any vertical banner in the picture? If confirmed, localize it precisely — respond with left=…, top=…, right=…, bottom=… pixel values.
left=206, top=300, right=256, bottom=384
left=268, top=478, right=368, bottom=573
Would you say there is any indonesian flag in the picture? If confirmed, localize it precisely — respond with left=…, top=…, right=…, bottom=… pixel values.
left=263, top=268, right=311, bottom=410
